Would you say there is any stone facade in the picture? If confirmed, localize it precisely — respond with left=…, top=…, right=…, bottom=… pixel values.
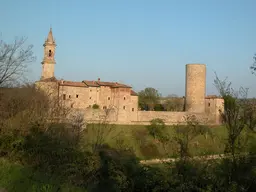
left=185, top=64, right=206, bottom=113
left=35, top=28, right=224, bottom=125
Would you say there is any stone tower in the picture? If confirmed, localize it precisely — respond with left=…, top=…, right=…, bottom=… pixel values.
left=185, top=64, right=206, bottom=113
left=41, top=28, right=56, bottom=80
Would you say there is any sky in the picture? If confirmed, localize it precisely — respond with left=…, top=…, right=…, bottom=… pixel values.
left=1, top=0, right=256, bottom=97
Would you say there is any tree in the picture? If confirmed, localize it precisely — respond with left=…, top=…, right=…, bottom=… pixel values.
left=138, top=87, right=160, bottom=111
left=250, top=54, right=256, bottom=74
left=214, top=73, right=256, bottom=162
left=163, top=97, right=184, bottom=111
left=0, top=36, right=35, bottom=87
left=173, top=115, right=212, bottom=160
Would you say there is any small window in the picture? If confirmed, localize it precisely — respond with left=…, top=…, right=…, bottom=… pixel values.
left=90, top=97, right=92, bottom=99
left=124, top=97, right=126, bottom=100
left=208, top=103, right=210, bottom=107
left=69, top=95, right=71, bottom=98
left=76, top=94, right=79, bottom=98
left=63, top=94, right=66, bottom=100
left=103, top=106, right=107, bottom=109
left=108, top=97, right=110, bottom=100
left=90, top=89, right=92, bottom=92
left=132, top=108, right=134, bottom=112
left=49, top=50, right=52, bottom=57
left=123, top=106, right=126, bottom=110
left=71, top=104, right=74, bottom=108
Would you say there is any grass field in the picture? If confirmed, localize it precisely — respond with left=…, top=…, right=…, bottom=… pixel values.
left=83, top=124, right=242, bottom=160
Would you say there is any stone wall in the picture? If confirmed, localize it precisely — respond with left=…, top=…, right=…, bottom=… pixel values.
left=135, top=111, right=213, bottom=125
left=77, top=108, right=218, bottom=125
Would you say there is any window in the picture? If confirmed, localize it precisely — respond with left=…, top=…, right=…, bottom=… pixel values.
left=90, top=89, right=92, bottom=92
left=69, top=95, right=71, bottom=99
left=71, top=104, right=74, bottom=108
left=208, top=103, right=210, bottom=107
left=63, top=94, right=66, bottom=100
left=76, top=94, right=79, bottom=98
left=49, top=50, right=52, bottom=57
left=103, top=106, right=107, bottom=109
left=124, top=97, right=126, bottom=100
left=132, top=108, right=134, bottom=112
left=108, top=97, right=110, bottom=100
left=123, top=106, right=126, bottom=110
left=90, top=97, right=92, bottom=99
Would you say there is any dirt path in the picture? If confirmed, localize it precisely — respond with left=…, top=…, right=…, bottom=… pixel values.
left=139, top=153, right=250, bottom=165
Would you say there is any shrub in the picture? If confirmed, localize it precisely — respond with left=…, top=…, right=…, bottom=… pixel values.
left=147, top=118, right=167, bottom=140
left=92, top=104, right=99, bottom=109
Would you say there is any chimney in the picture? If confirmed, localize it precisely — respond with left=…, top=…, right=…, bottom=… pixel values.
left=98, top=78, right=100, bottom=82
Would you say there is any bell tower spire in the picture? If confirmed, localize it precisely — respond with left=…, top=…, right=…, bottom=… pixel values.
left=41, top=28, right=56, bottom=80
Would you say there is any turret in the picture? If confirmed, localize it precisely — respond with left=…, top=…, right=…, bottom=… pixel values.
left=185, top=64, right=206, bottom=113
left=41, top=28, right=56, bottom=80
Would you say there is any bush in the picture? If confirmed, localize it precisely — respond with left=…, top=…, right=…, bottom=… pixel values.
left=147, top=118, right=167, bottom=140
left=92, top=104, right=99, bottom=109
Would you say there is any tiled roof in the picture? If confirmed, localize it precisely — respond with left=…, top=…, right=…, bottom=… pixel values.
left=82, top=80, right=100, bottom=87
left=59, top=80, right=87, bottom=87
left=40, top=77, right=136, bottom=95
left=131, top=90, right=138, bottom=96
left=205, top=95, right=222, bottom=99
left=83, top=80, right=131, bottom=88
left=57, top=79, right=133, bottom=89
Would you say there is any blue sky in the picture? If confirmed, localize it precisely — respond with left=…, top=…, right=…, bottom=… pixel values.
left=1, top=0, right=256, bottom=97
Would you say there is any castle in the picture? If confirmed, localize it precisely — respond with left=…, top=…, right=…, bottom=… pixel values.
left=35, top=28, right=224, bottom=125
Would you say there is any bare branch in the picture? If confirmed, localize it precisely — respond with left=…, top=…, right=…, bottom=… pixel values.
left=0, top=35, right=36, bottom=87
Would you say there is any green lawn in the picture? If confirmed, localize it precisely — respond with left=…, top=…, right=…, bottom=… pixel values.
left=83, top=124, right=236, bottom=160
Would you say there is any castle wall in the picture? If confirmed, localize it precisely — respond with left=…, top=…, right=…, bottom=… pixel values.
left=130, top=95, right=139, bottom=121
left=59, top=85, right=90, bottom=108
left=205, top=98, right=224, bottom=124
left=135, top=111, right=213, bottom=124
left=35, top=81, right=59, bottom=99
left=76, top=108, right=219, bottom=125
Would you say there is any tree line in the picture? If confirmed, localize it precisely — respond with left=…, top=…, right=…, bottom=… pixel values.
left=138, top=87, right=184, bottom=111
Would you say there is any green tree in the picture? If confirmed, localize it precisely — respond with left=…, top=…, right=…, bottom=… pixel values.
left=138, top=87, right=160, bottom=111
left=163, top=97, right=184, bottom=111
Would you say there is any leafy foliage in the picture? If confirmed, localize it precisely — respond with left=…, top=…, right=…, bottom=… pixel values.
left=138, top=87, right=161, bottom=111
left=92, top=104, right=99, bottom=109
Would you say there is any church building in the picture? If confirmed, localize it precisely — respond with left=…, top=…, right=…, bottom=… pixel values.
left=36, top=28, right=139, bottom=123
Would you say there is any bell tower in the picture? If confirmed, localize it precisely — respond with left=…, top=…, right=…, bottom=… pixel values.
left=41, top=28, right=56, bottom=80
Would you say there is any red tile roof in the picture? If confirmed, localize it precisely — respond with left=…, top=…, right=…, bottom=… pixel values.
left=55, top=79, right=133, bottom=92
left=131, top=90, right=138, bottom=96
left=83, top=80, right=131, bottom=88
left=82, top=80, right=99, bottom=87
left=58, top=80, right=87, bottom=87
left=205, top=95, right=222, bottom=99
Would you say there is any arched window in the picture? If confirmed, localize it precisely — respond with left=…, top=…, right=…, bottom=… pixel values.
left=49, top=50, right=52, bottom=57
